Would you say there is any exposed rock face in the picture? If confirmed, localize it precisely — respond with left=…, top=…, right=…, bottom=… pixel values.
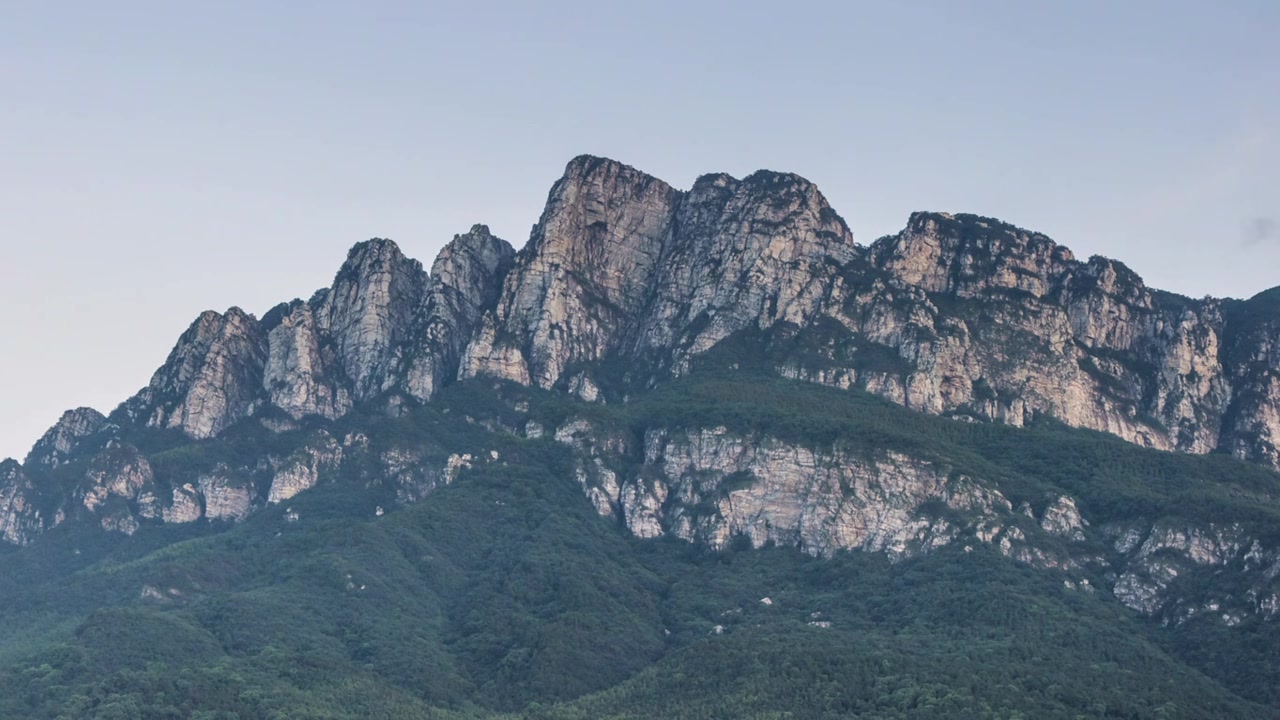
left=551, top=415, right=1280, bottom=623
left=1040, top=496, right=1087, bottom=541
left=1219, top=289, right=1280, bottom=468
left=24, top=407, right=106, bottom=468
left=462, top=156, right=682, bottom=387
left=771, top=211, right=1278, bottom=467
left=263, top=303, right=352, bottom=420
left=579, top=424, right=1014, bottom=559
left=313, top=239, right=427, bottom=400
left=824, top=213, right=1237, bottom=455
left=4, top=149, right=1280, bottom=613
left=199, top=468, right=255, bottom=521
left=632, top=171, right=858, bottom=369
left=121, top=308, right=268, bottom=440
left=454, top=158, right=1280, bottom=468
left=403, top=226, right=514, bottom=401
left=0, top=461, right=46, bottom=545
left=1108, top=521, right=1280, bottom=620
left=79, top=445, right=155, bottom=513
left=77, top=157, right=1280, bottom=471
left=460, top=159, right=860, bottom=385
left=163, top=483, right=204, bottom=524
left=267, top=432, right=343, bottom=504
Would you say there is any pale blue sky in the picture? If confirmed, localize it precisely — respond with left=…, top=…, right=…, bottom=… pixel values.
left=2, top=0, right=1278, bottom=460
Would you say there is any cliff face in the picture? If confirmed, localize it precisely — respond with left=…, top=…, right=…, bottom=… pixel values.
left=550, top=413, right=1279, bottom=624
left=119, top=307, right=268, bottom=439
left=815, top=212, right=1241, bottom=455
left=403, top=225, right=515, bottom=401
left=0, top=461, right=45, bottom=546
left=62, top=156, right=1280, bottom=471
left=5, top=155, right=1280, bottom=628
left=459, top=159, right=859, bottom=389
left=452, top=159, right=1280, bottom=467
left=461, top=156, right=683, bottom=388
left=112, top=228, right=515, bottom=435
left=24, top=407, right=106, bottom=469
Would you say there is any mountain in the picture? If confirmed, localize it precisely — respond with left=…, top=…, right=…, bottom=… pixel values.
left=2, top=155, right=1279, bottom=718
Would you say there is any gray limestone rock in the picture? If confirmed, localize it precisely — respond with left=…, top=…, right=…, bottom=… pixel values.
left=461, top=156, right=682, bottom=387
left=403, top=225, right=514, bottom=401
left=199, top=467, right=256, bottom=521
left=267, top=432, right=343, bottom=504
left=25, top=407, right=106, bottom=468
left=122, top=307, right=268, bottom=440
left=313, top=239, right=427, bottom=400
left=0, top=461, right=46, bottom=546
left=263, top=302, right=352, bottom=420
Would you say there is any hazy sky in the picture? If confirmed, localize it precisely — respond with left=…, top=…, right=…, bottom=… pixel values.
left=2, top=0, right=1278, bottom=460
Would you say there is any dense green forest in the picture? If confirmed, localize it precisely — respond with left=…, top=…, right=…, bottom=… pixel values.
left=2, top=366, right=1279, bottom=719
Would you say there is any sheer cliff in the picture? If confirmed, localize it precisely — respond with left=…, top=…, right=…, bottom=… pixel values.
left=3, top=154, right=1280, bottom=621
left=5, top=155, right=1280, bottom=717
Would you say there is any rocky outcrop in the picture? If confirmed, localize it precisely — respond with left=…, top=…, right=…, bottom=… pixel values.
left=6, top=153, right=1280, bottom=570
left=0, top=461, right=47, bottom=545
left=460, top=159, right=861, bottom=386
left=80, top=157, right=1280, bottom=472
left=1040, top=496, right=1087, bottom=541
left=120, top=308, right=268, bottom=439
left=262, top=302, right=352, bottom=420
left=453, top=158, right=1280, bottom=469
left=641, top=428, right=1008, bottom=558
left=267, top=432, right=343, bottom=504
left=402, top=225, right=514, bottom=401
left=462, top=156, right=682, bottom=388
left=795, top=212, right=1278, bottom=466
left=1219, top=288, right=1280, bottom=468
left=162, top=483, right=204, bottom=524
left=1108, top=521, right=1280, bottom=621
left=555, top=420, right=1027, bottom=560
left=24, top=407, right=106, bottom=468
left=632, top=171, right=858, bottom=369
left=550, top=415, right=1280, bottom=624
left=198, top=468, right=255, bottom=521
left=312, top=239, right=427, bottom=400
left=79, top=445, right=155, bottom=513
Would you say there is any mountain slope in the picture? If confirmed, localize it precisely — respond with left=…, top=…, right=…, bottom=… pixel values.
left=1, top=374, right=1279, bottom=718
left=3, top=154, right=1280, bottom=717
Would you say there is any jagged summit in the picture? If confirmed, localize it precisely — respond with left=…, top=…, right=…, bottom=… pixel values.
left=24, top=407, right=106, bottom=468
left=5, top=153, right=1280, bottom=549
left=33, top=155, right=1280, bottom=464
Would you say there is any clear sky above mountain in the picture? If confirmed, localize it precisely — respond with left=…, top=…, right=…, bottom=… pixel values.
left=2, top=0, right=1278, bottom=460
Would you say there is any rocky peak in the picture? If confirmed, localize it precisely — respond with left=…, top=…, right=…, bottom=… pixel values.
left=25, top=407, right=106, bottom=468
left=121, top=307, right=268, bottom=439
left=462, top=156, right=682, bottom=388
left=633, top=167, right=858, bottom=363
left=429, top=225, right=515, bottom=314
left=314, top=238, right=427, bottom=400
left=263, top=302, right=352, bottom=420
left=875, top=212, right=1076, bottom=298
left=399, top=225, right=514, bottom=401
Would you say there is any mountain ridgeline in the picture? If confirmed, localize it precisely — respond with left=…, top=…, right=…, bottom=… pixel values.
left=3, top=155, right=1280, bottom=718
left=28, top=156, right=1280, bottom=458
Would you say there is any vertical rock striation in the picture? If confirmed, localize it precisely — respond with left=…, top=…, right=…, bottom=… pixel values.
left=402, top=225, right=514, bottom=401
left=6, top=153, right=1280, bottom=555
left=24, top=407, right=106, bottom=468
left=120, top=308, right=268, bottom=439
left=0, top=460, right=47, bottom=545
left=312, top=239, right=427, bottom=400
left=462, top=155, right=681, bottom=388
